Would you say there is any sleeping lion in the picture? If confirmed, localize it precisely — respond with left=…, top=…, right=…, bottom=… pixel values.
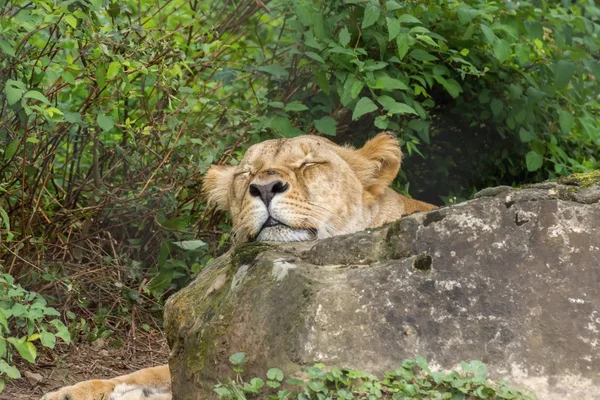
left=41, top=132, right=435, bottom=400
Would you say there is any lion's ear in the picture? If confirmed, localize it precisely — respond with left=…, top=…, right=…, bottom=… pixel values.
left=350, top=132, right=402, bottom=196
left=203, top=165, right=236, bottom=210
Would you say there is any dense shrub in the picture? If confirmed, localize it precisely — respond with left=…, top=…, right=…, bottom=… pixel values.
left=249, top=0, right=600, bottom=200
left=0, top=0, right=598, bottom=387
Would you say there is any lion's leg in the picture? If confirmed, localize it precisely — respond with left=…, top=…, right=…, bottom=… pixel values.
left=40, top=364, right=171, bottom=400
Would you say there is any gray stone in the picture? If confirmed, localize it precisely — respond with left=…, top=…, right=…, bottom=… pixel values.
left=25, top=371, right=44, bottom=383
left=164, top=176, right=600, bottom=399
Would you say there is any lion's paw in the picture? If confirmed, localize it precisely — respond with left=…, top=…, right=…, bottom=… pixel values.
left=110, top=384, right=172, bottom=400
left=39, top=380, right=116, bottom=400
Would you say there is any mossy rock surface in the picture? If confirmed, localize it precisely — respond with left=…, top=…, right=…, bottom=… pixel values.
left=165, top=175, right=600, bottom=399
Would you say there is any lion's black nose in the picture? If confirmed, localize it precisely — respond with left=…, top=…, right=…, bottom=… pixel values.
left=249, top=181, right=289, bottom=206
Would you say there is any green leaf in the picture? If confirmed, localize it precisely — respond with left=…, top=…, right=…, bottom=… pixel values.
left=107, top=2, right=120, bottom=17
left=5, top=86, right=23, bottom=106
left=480, top=24, right=497, bottom=44
left=23, top=90, right=50, bottom=104
left=374, top=75, right=409, bottom=91
left=490, top=98, right=503, bottom=117
left=558, top=110, right=574, bottom=134
left=408, top=119, right=430, bottom=144
left=553, top=60, right=575, bottom=89
left=314, top=116, right=337, bottom=136
left=285, top=101, right=308, bottom=112
left=257, top=65, right=288, bottom=77
left=267, top=368, right=284, bottom=381
left=97, top=114, right=115, bottom=132
left=0, top=39, right=15, bottom=56
left=106, top=61, right=121, bottom=80
left=526, top=21, right=543, bottom=40
left=470, top=360, right=489, bottom=380
left=526, top=151, right=543, bottom=172
left=266, top=116, right=303, bottom=137
left=285, top=377, right=304, bottom=386
left=172, top=240, right=206, bottom=250
left=457, top=5, right=479, bottom=25
left=95, top=64, right=106, bottom=88
left=462, top=24, right=475, bottom=40
left=339, top=27, right=351, bottom=47
left=61, top=71, right=76, bottom=84
left=377, top=96, right=417, bottom=115
left=64, top=111, right=83, bottom=124
left=416, top=34, right=438, bottom=48
left=0, top=311, right=8, bottom=331
left=268, top=101, right=284, bottom=109
left=315, top=71, right=330, bottom=94
left=7, top=337, right=36, bottom=363
left=351, top=80, right=365, bottom=98
left=40, top=331, right=56, bottom=349
left=295, top=2, right=313, bottom=26
left=308, top=381, right=325, bottom=392
left=440, top=78, right=461, bottom=98
left=386, top=18, right=400, bottom=41
left=4, top=139, right=20, bottom=160
left=579, top=116, right=596, bottom=140
left=374, top=116, right=388, bottom=129
left=352, top=97, right=378, bottom=120
left=362, top=4, right=381, bottom=29
left=0, top=359, right=20, bottom=379
left=397, top=14, right=421, bottom=24
left=250, top=377, right=264, bottom=389
left=585, top=60, right=600, bottom=81
left=386, top=1, right=402, bottom=11
left=515, top=44, right=530, bottom=64
left=305, top=51, right=324, bottom=64
left=50, top=320, right=71, bottom=344
left=64, top=14, right=77, bottom=28
left=519, top=127, right=535, bottom=143
left=493, top=39, right=511, bottom=63
left=409, top=49, right=437, bottom=62
left=213, top=387, right=231, bottom=396
left=396, top=33, right=410, bottom=60
left=229, top=352, right=248, bottom=365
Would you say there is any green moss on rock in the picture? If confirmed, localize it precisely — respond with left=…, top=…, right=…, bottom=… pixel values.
left=558, top=170, right=600, bottom=188
left=231, top=242, right=273, bottom=265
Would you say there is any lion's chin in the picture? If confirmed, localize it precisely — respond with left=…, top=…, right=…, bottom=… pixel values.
left=255, top=225, right=317, bottom=242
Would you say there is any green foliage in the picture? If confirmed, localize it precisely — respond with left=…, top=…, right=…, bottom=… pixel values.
left=0, top=0, right=276, bottom=326
left=214, top=352, right=536, bottom=399
left=0, top=268, right=70, bottom=390
left=240, top=0, right=600, bottom=198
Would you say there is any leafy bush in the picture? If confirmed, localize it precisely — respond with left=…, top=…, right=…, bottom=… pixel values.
left=0, top=267, right=70, bottom=390
left=214, top=352, right=536, bottom=399
left=248, top=0, right=600, bottom=199
left=0, top=0, right=272, bottom=320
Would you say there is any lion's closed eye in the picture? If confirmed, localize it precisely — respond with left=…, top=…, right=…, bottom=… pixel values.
left=234, top=170, right=252, bottom=178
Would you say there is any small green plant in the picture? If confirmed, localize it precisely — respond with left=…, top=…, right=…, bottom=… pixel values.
left=214, top=352, right=535, bottom=399
left=0, top=269, right=70, bottom=391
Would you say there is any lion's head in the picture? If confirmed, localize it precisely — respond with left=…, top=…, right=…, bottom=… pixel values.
left=203, top=133, right=409, bottom=243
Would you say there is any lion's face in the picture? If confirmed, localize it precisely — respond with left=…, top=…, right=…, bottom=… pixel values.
left=203, top=133, right=402, bottom=243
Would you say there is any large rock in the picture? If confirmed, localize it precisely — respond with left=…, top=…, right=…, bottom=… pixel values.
left=164, top=174, right=600, bottom=399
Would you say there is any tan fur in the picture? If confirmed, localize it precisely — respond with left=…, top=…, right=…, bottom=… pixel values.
left=40, top=133, right=435, bottom=400
left=40, top=365, right=171, bottom=400
left=203, top=132, right=435, bottom=243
